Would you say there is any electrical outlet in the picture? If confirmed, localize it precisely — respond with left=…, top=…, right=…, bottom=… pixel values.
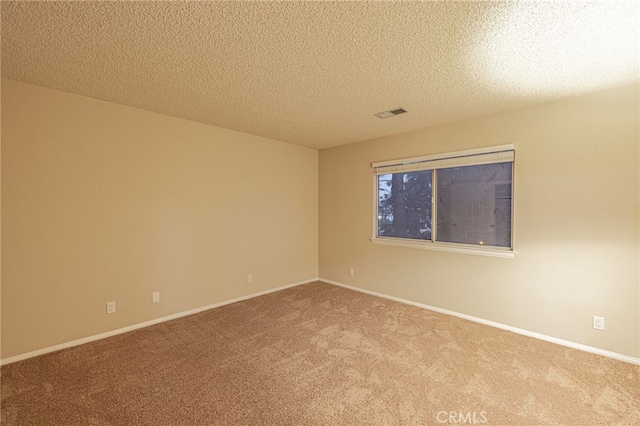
left=106, top=301, right=116, bottom=314
left=349, top=267, right=354, bottom=276
left=247, top=274, right=253, bottom=283
left=152, top=292, right=160, bottom=303
left=593, top=316, right=605, bottom=330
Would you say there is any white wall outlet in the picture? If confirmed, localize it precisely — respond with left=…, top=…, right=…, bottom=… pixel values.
left=593, top=316, right=605, bottom=330
left=152, top=292, right=160, bottom=303
left=106, top=301, right=116, bottom=314
left=348, top=267, right=354, bottom=276
left=247, top=274, right=253, bottom=283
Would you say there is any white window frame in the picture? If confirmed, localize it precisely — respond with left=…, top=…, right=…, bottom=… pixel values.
left=371, top=144, right=516, bottom=258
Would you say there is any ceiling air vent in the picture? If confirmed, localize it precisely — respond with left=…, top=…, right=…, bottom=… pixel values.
left=375, top=108, right=408, bottom=119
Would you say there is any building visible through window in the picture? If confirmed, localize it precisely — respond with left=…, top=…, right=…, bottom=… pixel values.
left=373, top=146, right=514, bottom=255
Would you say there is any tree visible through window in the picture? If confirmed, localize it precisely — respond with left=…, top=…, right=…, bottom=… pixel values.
left=374, top=147, right=514, bottom=251
left=378, top=171, right=432, bottom=240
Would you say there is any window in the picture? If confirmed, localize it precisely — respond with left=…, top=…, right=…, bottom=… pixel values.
left=372, top=145, right=515, bottom=257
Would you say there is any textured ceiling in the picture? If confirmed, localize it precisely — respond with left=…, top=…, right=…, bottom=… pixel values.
left=2, top=1, right=638, bottom=150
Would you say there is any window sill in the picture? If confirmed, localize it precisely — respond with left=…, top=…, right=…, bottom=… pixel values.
left=370, top=237, right=515, bottom=258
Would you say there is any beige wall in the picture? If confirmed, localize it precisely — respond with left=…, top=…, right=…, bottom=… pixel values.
left=1, top=79, right=318, bottom=359
left=319, top=84, right=640, bottom=357
left=2, top=78, right=638, bottom=361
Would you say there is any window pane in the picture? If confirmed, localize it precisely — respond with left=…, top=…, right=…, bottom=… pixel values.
left=436, top=163, right=512, bottom=247
left=378, top=170, right=432, bottom=240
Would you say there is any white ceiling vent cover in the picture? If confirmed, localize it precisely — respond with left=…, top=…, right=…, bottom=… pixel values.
left=375, top=108, right=408, bottom=119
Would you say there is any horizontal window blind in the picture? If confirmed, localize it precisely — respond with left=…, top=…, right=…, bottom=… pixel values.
left=372, top=145, right=514, bottom=175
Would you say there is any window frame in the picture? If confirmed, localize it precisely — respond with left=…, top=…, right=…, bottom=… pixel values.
left=371, top=144, right=516, bottom=258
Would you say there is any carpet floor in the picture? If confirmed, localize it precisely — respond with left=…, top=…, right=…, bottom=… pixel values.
left=1, top=281, right=639, bottom=425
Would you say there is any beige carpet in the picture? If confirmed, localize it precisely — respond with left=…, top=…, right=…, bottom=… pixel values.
left=2, top=281, right=639, bottom=425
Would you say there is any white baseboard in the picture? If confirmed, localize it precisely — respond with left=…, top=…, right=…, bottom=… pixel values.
left=1, top=278, right=318, bottom=366
left=5, top=277, right=638, bottom=367
left=319, top=278, right=640, bottom=366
